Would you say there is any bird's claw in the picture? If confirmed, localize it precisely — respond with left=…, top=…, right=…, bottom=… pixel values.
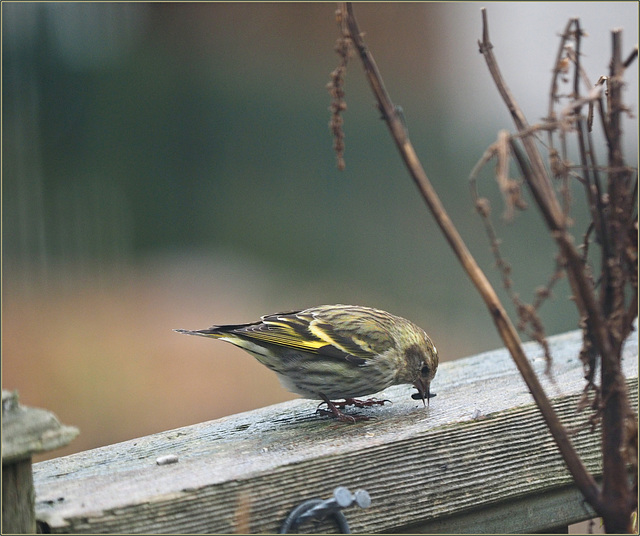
left=316, top=394, right=384, bottom=423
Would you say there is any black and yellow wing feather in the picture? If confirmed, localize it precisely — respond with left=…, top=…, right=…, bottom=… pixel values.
left=175, top=305, right=398, bottom=365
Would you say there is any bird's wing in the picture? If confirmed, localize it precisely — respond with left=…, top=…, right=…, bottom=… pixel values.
left=225, top=308, right=396, bottom=365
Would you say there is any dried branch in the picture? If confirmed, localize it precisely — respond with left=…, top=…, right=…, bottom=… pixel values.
left=331, top=5, right=637, bottom=530
left=479, top=11, right=637, bottom=531
left=596, top=29, right=638, bottom=532
left=479, top=9, right=620, bottom=394
left=327, top=9, right=352, bottom=171
left=469, top=132, right=555, bottom=368
left=622, top=45, right=638, bottom=68
left=338, top=0, right=602, bottom=513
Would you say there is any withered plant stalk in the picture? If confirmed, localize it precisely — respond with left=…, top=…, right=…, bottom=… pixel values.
left=331, top=3, right=638, bottom=532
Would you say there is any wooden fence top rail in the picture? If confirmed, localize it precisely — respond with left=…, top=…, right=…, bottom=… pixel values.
left=33, top=327, right=638, bottom=533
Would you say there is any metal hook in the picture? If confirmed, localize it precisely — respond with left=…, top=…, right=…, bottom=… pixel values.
left=280, top=486, right=371, bottom=534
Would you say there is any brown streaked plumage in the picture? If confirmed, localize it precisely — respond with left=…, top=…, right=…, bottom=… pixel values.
left=176, top=304, right=438, bottom=421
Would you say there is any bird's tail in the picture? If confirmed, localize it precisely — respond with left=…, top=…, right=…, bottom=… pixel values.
left=173, top=328, right=224, bottom=338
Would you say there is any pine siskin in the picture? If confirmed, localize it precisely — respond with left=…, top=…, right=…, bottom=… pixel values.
left=175, top=304, right=438, bottom=422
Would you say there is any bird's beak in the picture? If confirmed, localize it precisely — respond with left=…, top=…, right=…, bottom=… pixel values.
left=413, top=379, right=430, bottom=407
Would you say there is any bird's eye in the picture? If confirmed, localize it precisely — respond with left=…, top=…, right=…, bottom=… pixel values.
left=421, top=365, right=430, bottom=376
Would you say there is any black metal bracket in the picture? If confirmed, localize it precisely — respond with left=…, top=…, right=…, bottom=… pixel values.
left=280, top=486, right=371, bottom=534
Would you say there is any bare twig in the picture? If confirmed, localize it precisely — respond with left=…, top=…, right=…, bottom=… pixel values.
left=332, top=5, right=637, bottom=530
left=340, top=0, right=601, bottom=511
left=478, top=9, right=620, bottom=405
left=469, top=133, right=556, bottom=368
left=547, top=18, right=578, bottom=117
left=480, top=13, right=636, bottom=530
left=622, top=45, right=638, bottom=68
left=595, top=29, right=638, bottom=532
left=327, top=7, right=352, bottom=171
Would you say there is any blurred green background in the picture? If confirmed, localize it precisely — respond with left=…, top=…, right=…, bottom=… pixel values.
left=3, top=3, right=638, bottom=461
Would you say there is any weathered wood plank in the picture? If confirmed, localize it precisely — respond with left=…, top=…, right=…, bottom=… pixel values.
left=392, top=484, right=597, bottom=534
left=33, top=327, right=638, bottom=533
left=3, top=459, right=36, bottom=534
left=2, top=390, right=79, bottom=464
left=2, top=390, right=79, bottom=533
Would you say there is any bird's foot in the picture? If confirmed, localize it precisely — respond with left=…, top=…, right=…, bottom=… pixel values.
left=316, top=394, right=375, bottom=423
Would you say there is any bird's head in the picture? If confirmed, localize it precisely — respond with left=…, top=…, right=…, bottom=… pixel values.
left=399, top=327, right=438, bottom=406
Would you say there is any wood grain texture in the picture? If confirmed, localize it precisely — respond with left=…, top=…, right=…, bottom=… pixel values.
left=33, top=327, right=638, bottom=533
left=3, top=459, right=36, bottom=534
left=2, top=390, right=79, bottom=464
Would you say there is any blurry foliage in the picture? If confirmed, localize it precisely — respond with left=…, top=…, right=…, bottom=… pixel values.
left=3, top=3, right=635, bottom=460
left=3, top=4, right=487, bottom=316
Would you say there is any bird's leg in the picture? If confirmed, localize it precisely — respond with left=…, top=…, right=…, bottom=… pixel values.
left=316, top=393, right=369, bottom=423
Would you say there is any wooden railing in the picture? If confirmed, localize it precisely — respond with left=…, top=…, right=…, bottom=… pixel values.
left=28, top=327, right=638, bottom=533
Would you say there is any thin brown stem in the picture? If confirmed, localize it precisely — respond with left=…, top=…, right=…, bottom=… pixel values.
left=568, top=21, right=613, bottom=305
left=596, top=29, right=636, bottom=533
left=480, top=14, right=637, bottom=530
left=478, top=8, right=618, bottom=407
left=547, top=18, right=577, bottom=127
left=622, top=45, right=638, bottom=68
left=342, top=0, right=601, bottom=511
left=479, top=10, right=562, bottom=223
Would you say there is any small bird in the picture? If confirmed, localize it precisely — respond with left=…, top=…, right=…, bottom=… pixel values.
left=175, top=304, right=438, bottom=422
